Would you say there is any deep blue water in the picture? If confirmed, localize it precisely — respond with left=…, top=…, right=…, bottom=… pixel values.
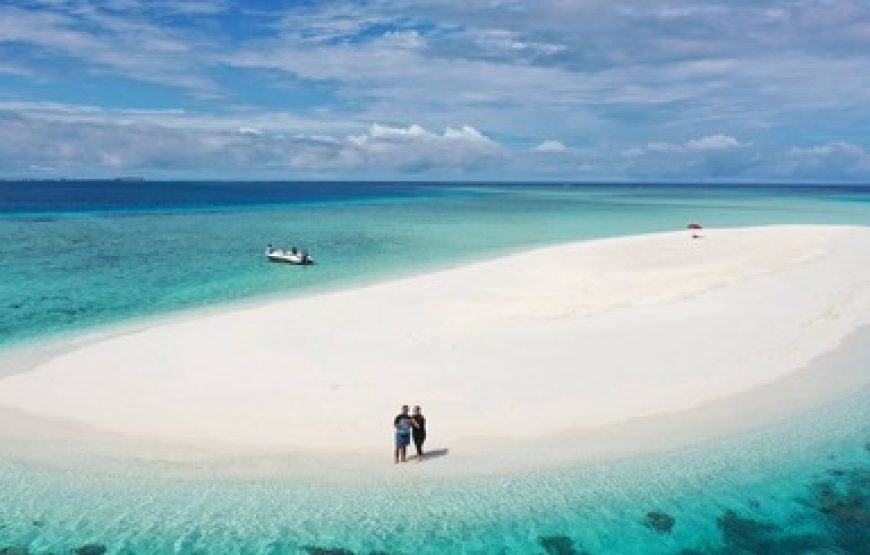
left=0, top=180, right=453, bottom=214
left=3, top=180, right=870, bottom=215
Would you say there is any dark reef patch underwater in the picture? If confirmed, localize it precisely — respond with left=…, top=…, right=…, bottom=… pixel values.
left=673, top=456, right=870, bottom=554
left=538, top=535, right=588, bottom=555
left=644, top=511, right=677, bottom=534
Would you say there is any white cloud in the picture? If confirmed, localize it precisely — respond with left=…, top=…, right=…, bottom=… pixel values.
left=793, top=141, right=865, bottom=158
left=356, top=123, right=428, bottom=141
left=3, top=1, right=870, bottom=180
left=647, top=134, right=743, bottom=153
left=0, top=113, right=502, bottom=176
left=685, top=134, right=742, bottom=151
left=5, top=107, right=870, bottom=181
left=782, top=141, right=870, bottom=178
left=0, top=4, right=218, bottom=93
left=0, top=100, right=352, bottom=136
left=471, top=29, right=566, bottom=57
left=379, top=30, right=427, bottom=50
left=532, top=139, right=569, bottom=153
left=346, top=123, right=500, bottom=172
left=350, top=123, right=494, bottom=146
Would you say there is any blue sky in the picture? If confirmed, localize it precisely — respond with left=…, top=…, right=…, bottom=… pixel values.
left=1, top=0, right=869, bottom=181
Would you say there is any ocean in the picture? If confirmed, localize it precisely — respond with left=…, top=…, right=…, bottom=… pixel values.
left=4, top=181, right=870, bottom=349
left=1, top=181, right=869, bottom=553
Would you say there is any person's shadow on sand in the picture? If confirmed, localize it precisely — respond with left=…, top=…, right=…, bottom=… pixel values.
left=410, top=448, right=449, bottom=461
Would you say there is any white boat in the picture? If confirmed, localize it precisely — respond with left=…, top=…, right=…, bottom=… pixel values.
left=265, top=245, right=314, bottom=265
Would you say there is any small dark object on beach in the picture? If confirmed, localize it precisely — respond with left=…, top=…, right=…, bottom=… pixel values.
left=643, top=511, right=676, bottom=533
left=73, top=545, right=107, bottom=555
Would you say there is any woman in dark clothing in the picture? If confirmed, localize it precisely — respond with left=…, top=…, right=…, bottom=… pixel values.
left=411, top=405, right=426, bottom=461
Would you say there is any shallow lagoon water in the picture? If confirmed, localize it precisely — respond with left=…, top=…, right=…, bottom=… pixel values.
left=1, top=182, right=870, bottom=553
left=3, top=182, right=870, bottom=348
left=0, top=384, right=868, bottom=553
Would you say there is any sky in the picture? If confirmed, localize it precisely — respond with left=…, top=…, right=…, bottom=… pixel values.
left=1, top=0, right=870, bottom=181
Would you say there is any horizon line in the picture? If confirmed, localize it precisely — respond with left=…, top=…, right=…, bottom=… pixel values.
left=3, top=178, right=870, bottom=187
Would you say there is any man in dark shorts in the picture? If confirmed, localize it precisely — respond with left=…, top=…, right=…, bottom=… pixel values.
left=394, top=405, right=412, bottom=463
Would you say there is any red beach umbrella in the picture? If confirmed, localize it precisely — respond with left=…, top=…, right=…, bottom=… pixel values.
left=686, top=222, right=703, bottom=238
left=686, top=223, right=702, bottom=230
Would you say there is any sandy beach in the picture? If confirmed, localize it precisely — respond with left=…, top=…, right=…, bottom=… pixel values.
left=2, top=225, right=870, bottom=474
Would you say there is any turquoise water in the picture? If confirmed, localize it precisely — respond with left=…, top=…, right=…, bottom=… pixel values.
left=3, top=182, right=870, bottom=348
left=0, top=384, right=867, bottom=553
left=2, top=182, right=870, bottom=553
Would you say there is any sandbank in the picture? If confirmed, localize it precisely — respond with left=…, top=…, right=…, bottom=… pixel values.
left=2, top=225, right=870, bottom=478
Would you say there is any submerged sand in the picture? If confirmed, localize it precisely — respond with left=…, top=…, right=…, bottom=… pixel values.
left=1, top=225, right=870, bottom=473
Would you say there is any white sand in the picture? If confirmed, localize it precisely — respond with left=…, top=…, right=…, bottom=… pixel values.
left=2, top=225, right=870, bottom=459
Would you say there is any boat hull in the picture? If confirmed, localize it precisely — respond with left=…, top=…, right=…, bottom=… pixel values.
left=266, top=252, right=314, bottom=265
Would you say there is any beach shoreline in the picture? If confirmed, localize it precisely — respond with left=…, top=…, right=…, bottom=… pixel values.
left=2, top=225, right=870, bottom=481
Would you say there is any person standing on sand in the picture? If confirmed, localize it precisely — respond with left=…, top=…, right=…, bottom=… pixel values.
left=411, top=405, right=426, bottom=461
left=394, top=405, right=412, bottom=463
